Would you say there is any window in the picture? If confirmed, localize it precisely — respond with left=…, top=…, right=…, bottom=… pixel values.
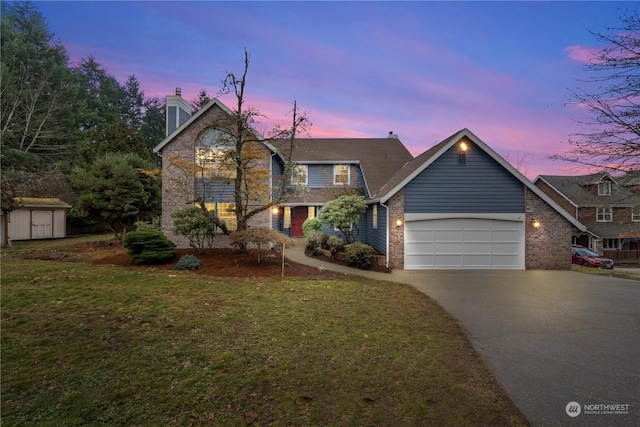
left=292, top=164, right=308, bottom=185
left=596, top=207, right=613, bottom=222
left=632, top=208, right=640, bottom=222
left=307, top=206, right=315, bottom=219
left=216, top=203, right=237, bottom=231
left=334, top=164, right=350, bottom=185
left=373, top=204, right=378, bottom=229
left=196, top=128, right=236, bottom=179
left=598, top=181, right=611, bottom=196
left=603, top=238, right=620, bottom=250
left=283, top=207, right=291, bottom=229
left=201, top=202, right=237, bottom=232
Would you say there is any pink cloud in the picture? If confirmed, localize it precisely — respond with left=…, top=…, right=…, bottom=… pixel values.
left=565, top=45, right=599, bottom=63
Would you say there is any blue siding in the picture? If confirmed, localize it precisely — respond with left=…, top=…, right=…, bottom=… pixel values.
left=195, top=179, right=235, bottom=203
left=305, top=164, right=366, bottom=192
left=366, top=203, right=387, bottom=254
left=404, top=143, right=524, bottom=213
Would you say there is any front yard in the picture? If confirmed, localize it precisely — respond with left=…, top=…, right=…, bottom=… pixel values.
left=1, top=237, right=526, bottom=426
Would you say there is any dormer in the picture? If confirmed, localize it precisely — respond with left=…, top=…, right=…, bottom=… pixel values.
left=597, top=174, right=614, bottom=196
left=165, top=87, right=192, bottom=137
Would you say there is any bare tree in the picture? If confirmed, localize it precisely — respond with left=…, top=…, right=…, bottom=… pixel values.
left=556, top=10, right=640, bottom=174
left=171, top=50, right=311, bottom=238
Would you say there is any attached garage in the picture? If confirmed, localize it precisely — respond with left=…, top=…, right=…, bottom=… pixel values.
left=404, top=215, right=525, bottom=269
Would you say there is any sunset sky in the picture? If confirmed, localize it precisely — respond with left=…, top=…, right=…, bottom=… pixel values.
left=34, top=1, right=634, bottom=178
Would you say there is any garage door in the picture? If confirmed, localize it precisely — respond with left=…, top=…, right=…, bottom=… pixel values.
left=404, top=218, right=524, bottom=269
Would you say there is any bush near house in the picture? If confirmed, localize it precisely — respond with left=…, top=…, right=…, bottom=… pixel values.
left=123, top=228, right=176, bottom=264
left=345, top=242, right=375, bottom=270
left=229, top=227, right=294, bottom=263
left=174, top=254, right=203, bottom=271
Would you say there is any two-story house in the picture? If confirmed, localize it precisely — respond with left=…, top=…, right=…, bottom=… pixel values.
left=154, top=90, right=587, bottom=270
left=535, top=173, right=640, bottom=262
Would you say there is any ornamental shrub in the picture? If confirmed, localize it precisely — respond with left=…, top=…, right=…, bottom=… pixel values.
left=123, top=228, right=176, bottom=264
left=175, top=254, right=203, bottom=271
left=344, top=242, right=375, bottom=270
left=305, top=230, right=322, bottom=255
left=325, top=235, right=344, bottom=258
left=229, top=227, right=294, bottom=263
left=302, top=217, right=323, bottom=237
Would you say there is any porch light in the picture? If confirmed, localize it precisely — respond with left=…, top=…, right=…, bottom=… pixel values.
left=532, top=219, right=541, bottom=229
left=272, top=206, right=279, bottom=214
left=395, top=218, right=403, bottom=227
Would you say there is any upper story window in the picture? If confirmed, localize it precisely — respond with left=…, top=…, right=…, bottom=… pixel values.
left=596, top=207, right=613, bottom=222
left=196, top=128, right=236, bottom=179
left=632, top=208, right=640, bottom=222
left=292, top=164, right=308, bottom=185
left=334, top=164, right=350, bottom=185
left=598, top=180, right=612, bottom=196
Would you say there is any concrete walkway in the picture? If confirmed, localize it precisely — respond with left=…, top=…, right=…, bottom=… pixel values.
left=285, top=240, right=640, bottom=427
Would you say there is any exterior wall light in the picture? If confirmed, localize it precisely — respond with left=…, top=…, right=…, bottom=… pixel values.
left=460, top=141, right=468, bottom=152
left=272, top=206, right=279, bottom=214
left=396, top=218, right=403, bottom=227
left=532, top=220, right=541, bottom=229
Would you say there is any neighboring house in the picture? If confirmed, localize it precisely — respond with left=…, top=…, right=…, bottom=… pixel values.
left=0, top=197, right=71, bottom=246
left=154, top=91, right=586, bottom=270
left=534, top=173, right=640, bottom=263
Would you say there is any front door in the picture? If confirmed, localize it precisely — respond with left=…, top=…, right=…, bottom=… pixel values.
left=291, top=206, right=308, bottom=237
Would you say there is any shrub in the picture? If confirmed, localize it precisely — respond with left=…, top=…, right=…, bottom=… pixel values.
left=344, top=242, right=375, bottom=270
left=174, top=254, right=203, bottom=271
left=123, top=228, right=176, bottom=264
left=305, top=230, right=322, bottom=255
left=326, top=235, right=344, bottom=258
left=302, top=217, right=323, bottom=237
left=171, top=206, right=217, bottom=252
left=319, top=232, right=330, bottom=250
left=229, top=227, right=294, bottom=263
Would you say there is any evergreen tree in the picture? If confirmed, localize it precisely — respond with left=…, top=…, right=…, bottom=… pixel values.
left=0, top=1, right=79, bottom=169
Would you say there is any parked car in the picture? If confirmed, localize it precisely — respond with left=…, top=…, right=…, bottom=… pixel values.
left=571, top=246, right=614, bottom=269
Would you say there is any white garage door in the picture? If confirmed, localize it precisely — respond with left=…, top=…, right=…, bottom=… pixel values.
left=404, top=218, right=524, bottom=269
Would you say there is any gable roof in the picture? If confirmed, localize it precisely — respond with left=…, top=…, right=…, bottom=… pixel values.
left=271, top=137, right=413, bottom=198
left=373, top=128, right=587, bottom=232
left=153, top=98, right=273, bottom=154
left=535, top=173, right=639, bottom=207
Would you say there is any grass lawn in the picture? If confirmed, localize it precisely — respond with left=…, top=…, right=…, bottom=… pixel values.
left=571, top=264, right=640, bottom=280
left=1, top=237, right=526, bottom=426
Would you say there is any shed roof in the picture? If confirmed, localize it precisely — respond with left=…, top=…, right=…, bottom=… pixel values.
left=15, top=197, right=71, bottom=208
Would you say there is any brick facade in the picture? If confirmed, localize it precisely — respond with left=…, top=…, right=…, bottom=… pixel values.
left=524, top=187, right=573, bottom=269
left=387, top=190, right=405, bottom=269
left=160, top=104, right=271, bottom=248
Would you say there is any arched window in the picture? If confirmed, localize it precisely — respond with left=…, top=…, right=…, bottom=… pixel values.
left=195, top=128, right=236, bottom=179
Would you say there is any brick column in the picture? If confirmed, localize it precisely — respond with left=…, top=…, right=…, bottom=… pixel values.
left=388, top=190, right=405, bottom=269
left=525, top=187, right=572, bottom=269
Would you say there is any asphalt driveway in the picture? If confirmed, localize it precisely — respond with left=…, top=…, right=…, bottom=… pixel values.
left=285, top=244, right=639, bottom=426
left=389, top=269, right=639, bottom=426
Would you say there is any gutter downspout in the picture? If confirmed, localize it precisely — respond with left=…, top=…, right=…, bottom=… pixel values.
left=380, top=200, right=390, bottom=269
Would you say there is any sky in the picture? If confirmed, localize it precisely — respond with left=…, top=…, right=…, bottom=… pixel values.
left=34, top=0, right=637, bottom=179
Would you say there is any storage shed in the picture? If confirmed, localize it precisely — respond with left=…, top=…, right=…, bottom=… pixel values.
left=1, top=198, right=71, bottom=246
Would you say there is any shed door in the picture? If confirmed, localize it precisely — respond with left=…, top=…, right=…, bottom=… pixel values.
left=404, top=218, right=524, bottom=269
left=32, top=211, right=53, bottom=239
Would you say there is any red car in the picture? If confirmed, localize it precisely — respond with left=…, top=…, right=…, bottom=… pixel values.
left=571, top=246, right=614, bottom=269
